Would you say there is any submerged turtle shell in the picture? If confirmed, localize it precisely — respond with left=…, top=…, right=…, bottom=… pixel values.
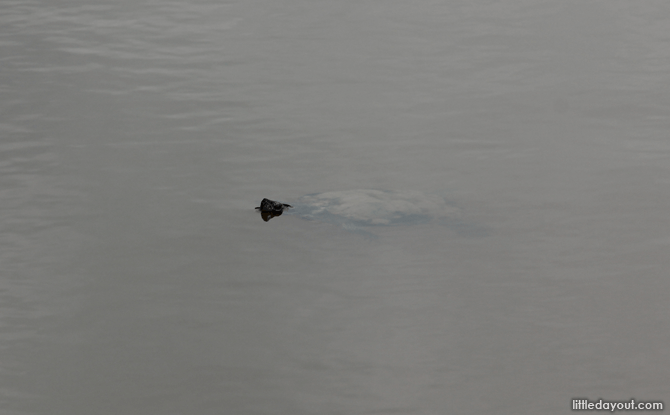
left=291, top=189, right=458, bottom=227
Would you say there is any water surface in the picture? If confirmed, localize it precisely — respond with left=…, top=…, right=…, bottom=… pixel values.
left=1, top=0, right=669, bottom=414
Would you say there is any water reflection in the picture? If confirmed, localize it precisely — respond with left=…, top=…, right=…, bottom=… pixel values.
left=258, top=209, right=284, bottom=222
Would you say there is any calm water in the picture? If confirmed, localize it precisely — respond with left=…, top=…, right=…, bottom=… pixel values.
left=1, top=0, right=669, bottom=413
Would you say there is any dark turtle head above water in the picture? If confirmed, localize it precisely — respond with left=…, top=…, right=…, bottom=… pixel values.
left=255, top=198, right=293, bottom=213
left=255, top=198, right=292, bottom=222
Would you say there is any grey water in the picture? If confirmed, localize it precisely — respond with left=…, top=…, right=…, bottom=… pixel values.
left=2, top=0, right=669, bottom=413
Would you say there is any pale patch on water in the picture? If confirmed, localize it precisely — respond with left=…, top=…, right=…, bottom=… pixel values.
left=298, top=189, right=457, bottom=225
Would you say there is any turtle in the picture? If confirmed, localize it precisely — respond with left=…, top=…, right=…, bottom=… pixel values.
left=255, top=198, right=293, bottom=222
left=255, top=190, right=487, bottom=236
